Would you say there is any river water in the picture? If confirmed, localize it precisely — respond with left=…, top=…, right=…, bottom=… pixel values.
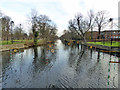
left=0, top=40, right=120, bottom=88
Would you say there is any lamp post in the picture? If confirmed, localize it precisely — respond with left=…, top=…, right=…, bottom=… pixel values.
left=19, top=24, right=22, bottom=40
left=109, top=18, right=113, bottom=45
left=10, top=21, right=14, bottom=44
left=20, top=24, right=21, bottom=31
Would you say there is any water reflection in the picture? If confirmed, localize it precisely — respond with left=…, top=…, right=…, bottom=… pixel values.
left=97, top=50, right=100, bottom=62
left=1, top=40, right=119, bottom=88
left=90, top=49, right=93, bottom=59
left=33, top=47, right=38, bottom=59
left=118, top=57, right=120, bottom=88
left=32, top=44, right=57, bottom=73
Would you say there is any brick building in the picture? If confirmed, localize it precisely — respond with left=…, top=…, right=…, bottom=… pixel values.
left=101, top=30, right=120, bottom=41
left=85, top=30, right=120, bottom=42
left=85, top=31, right=99, bottom=40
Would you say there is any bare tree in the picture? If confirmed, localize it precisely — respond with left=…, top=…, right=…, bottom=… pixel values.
left=68, top=10, right=95, bottom=42
left=1, top=16, right=11, bottom=44
left=28, top=9, right=58, bottom=45
left=37, top=14, right=51, bottom=40
left=28, top=32, right=34, bottom=40
left=47, top=23, right=58, bottom=41
left=13, top=24, right=24, bottom=40
left=95, top=10, right=109, bottom=39
left=0, top=10, right=3, bottom=40
left=87, top=10, right=95, bottom=40
left=37, top=14, right=57, bottom=41
left=61, top=30, right=71, bottom=40
left=0, top=10, right=3, bottom=17
left=28, top=9, right=39, bottom=46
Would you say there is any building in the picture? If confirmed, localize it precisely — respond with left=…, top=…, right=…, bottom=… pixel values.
left=85, top=30, right=120, bottom=42
left=101, top=30, right=120, bottom=41
left=85, top=31, right=99, bottom=40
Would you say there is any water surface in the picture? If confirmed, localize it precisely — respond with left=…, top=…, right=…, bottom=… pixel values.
left=1, top=40, right=119, bottom=88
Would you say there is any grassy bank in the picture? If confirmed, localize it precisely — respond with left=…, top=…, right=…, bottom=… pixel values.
left=0, top=39, right=46, bottom=52
left=87, top=41, right=120, bottom=47
left=0, top=40, right=43, bottom=45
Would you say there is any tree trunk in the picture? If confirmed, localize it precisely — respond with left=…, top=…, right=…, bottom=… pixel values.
left=34, top=35, right=37, bottom=46
left=98, top=27, right=101, bottom=39
left=7, top=37, right=8, bottom=44
left=33, top=32, right=38, bottom=46
left=83, top=34, right=86, bottom=43
left=91, top=27, right=93, bottom=41
left=32, top=26, right=38, bottom=46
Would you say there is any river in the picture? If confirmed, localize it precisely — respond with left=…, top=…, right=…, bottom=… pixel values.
left=1, top=40, right=120, bottom=88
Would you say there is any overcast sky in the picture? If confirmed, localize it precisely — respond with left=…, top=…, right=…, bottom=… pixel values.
left=0, top=0, right=119, bottom=36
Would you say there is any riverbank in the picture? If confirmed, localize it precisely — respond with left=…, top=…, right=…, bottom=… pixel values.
left=0, top=41, right=46, bottom=52
left=87, top=41, right=120, bottom=47
left=0, top=39, right=43, bottom=45
left=62, top=39, right=120, bottom=53
left=2, top=40, right=119, bottom=88
left=82, top=42, right=120, bottom=53
left=0, top=44, right=27, bottom=52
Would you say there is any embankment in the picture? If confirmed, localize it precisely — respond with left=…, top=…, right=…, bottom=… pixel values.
left=0, top=42, right=46, bottom=52
left=82, top=42, right=120, bottom=53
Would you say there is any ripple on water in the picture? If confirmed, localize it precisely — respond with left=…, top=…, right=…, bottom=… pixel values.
left=1, top=40, right=119, bottom=88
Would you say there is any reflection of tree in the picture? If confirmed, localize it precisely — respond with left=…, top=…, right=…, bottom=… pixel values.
left=75, top=46, right=86, bottom=72
left=88, top=50, right=101, bottom=75
left=118, top=58, right=120, bottom=88
left=2, top=51, right=16, bottom=83
left=63, top=43, right=69, bottom=51
left=65, top=43, right=102, bottom=75
left=63, top=41, right=79, bottom=51
left=90, top=49, right=93, bottom=59
left=66, top=44, right=85, bottom=71
left=33, top=47, right=38, bottom=60
left=32, top=43, right=57, bottom=73
left=97, top=50, right=100, bottom=62
left=2, top=51, right=13, bottom=73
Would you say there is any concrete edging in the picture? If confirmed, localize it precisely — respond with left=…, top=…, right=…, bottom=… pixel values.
left=82, top=42, right=120, bottom=53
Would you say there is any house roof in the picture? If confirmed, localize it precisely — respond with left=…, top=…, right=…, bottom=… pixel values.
left=103, top=30, right=120, bottom=32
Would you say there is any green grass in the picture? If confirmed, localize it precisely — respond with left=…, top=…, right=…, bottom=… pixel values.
left=87, top=41, right=120, bottom=47
left=0, top=39, right=43, bottom=45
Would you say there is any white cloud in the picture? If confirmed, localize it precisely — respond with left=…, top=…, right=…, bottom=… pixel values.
left=0, top=7, right=29, bottom=33
left=0, top=0, right=119, bottom=35
left=84, top=0, right=119, bottom=17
